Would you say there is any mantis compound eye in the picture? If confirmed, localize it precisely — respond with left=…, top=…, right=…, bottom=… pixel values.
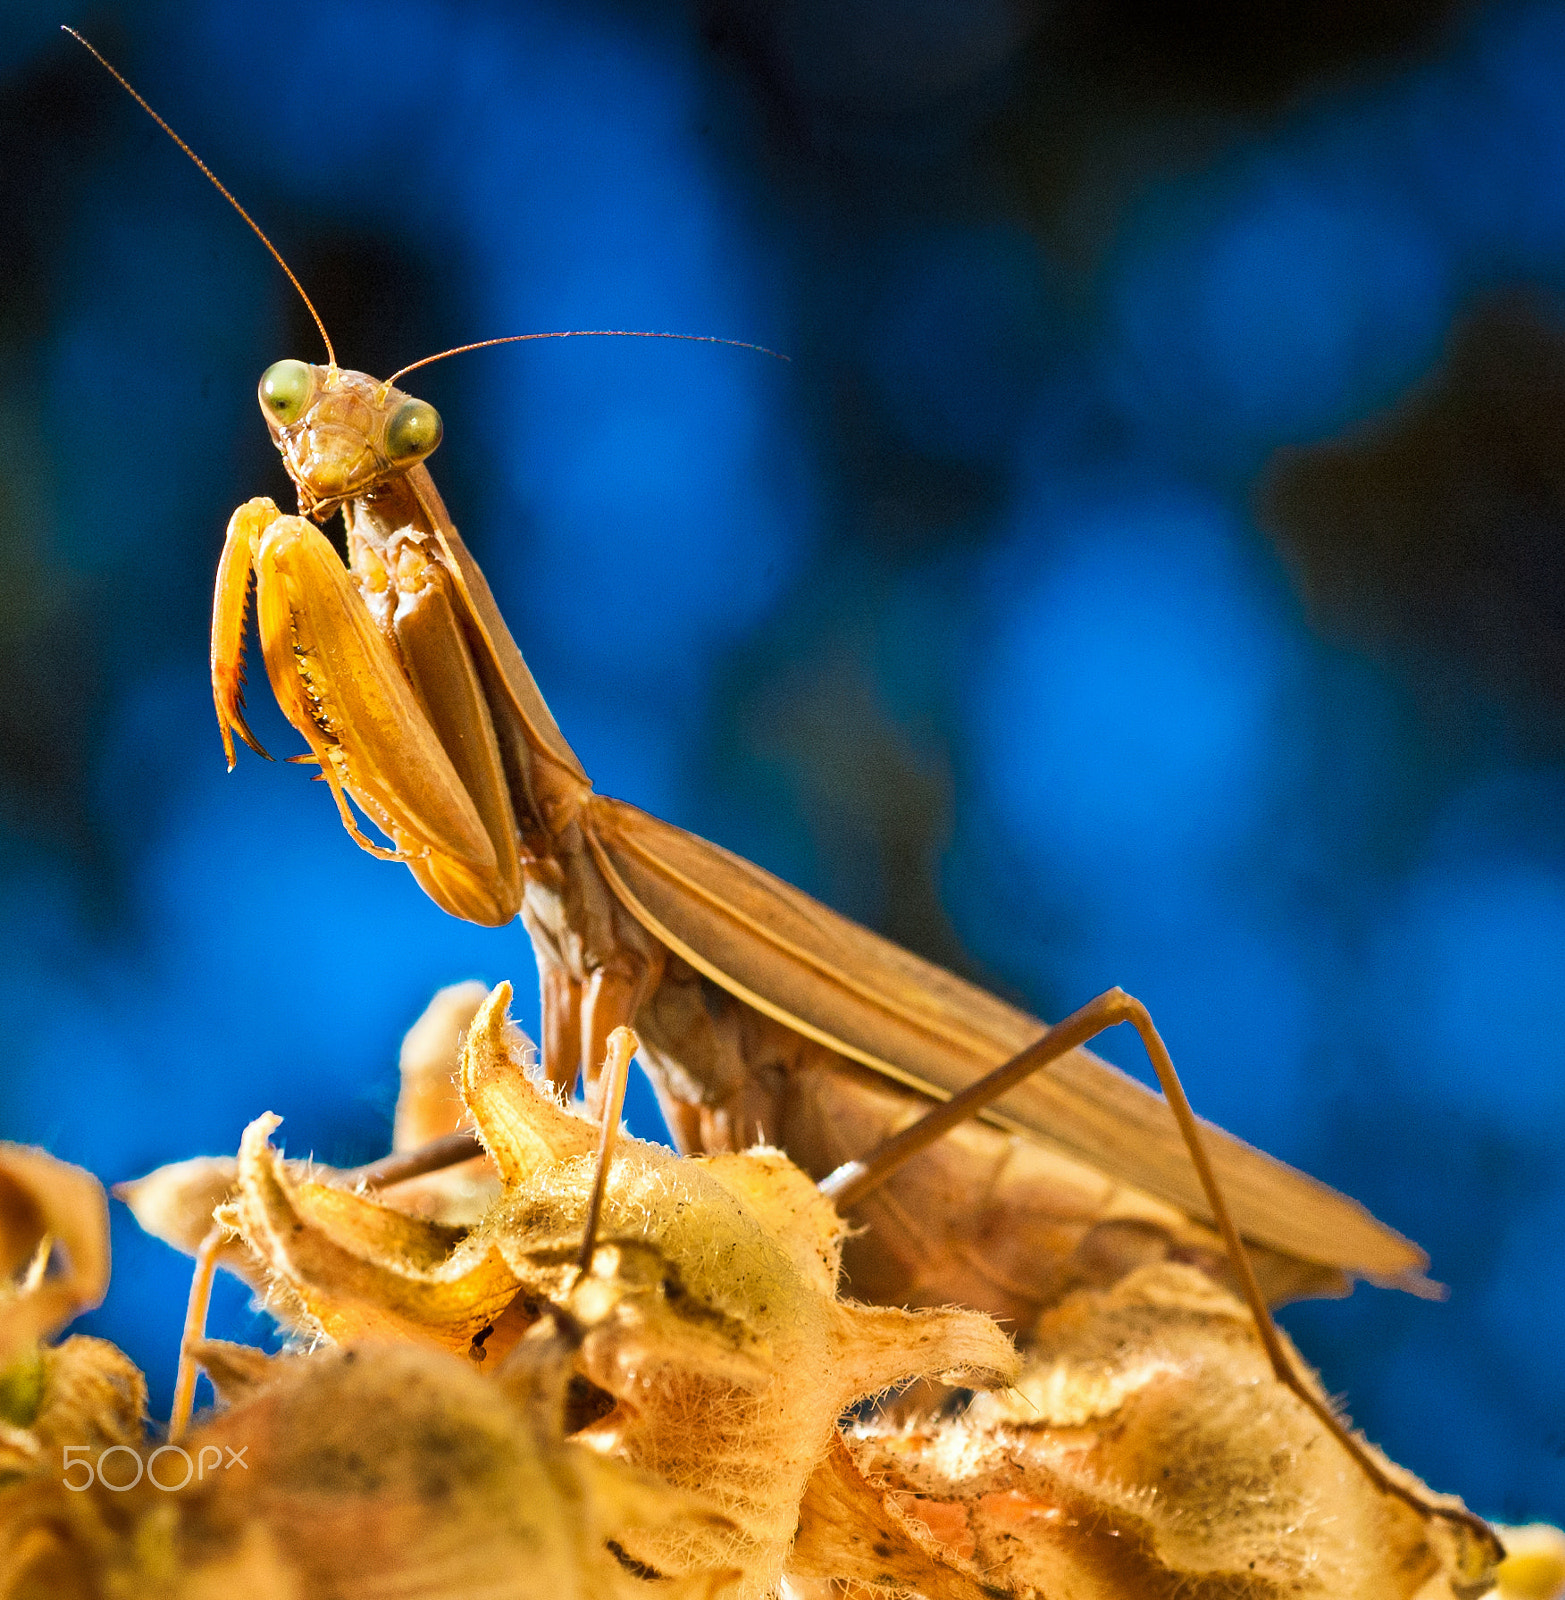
left=259, top=359, right=312, bottom=425
left=385, top=397, right=443, bottom=463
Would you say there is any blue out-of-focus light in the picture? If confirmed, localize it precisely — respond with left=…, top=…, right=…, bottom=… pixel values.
left=1483, top=1186, right=1565, bottom=1499
left=181, top=0, right=471, bottom=210
left=1413, top=2, right=1565, bottom=269
left=501, top=351, right=803, bottom=695
left=1374, top=854, right=1565, bottom=1121
left=865, top=225, right=1053, bottom=461
left=971, top=494, right=1291, bottom=901
left=1111, top=167, right=1449, bottom=451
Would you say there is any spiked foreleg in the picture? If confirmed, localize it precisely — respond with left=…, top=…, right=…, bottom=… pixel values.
left=211, top=496, right=278, bottom=766
left=217, top=499, right=521, bottom=923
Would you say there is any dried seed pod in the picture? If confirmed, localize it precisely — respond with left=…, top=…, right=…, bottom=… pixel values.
left=841, top=1263, right=1497, bottom=1600
left=3, top=1339, right=733, bottom=1600
left=212, top=982, right=1018, bottom=1598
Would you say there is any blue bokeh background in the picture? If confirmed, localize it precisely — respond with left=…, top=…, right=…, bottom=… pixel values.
left=4, top=0, right=1565, bottom=1521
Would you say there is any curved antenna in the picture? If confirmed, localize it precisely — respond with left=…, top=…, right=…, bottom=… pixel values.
left=63, top=27, right=336, bottom=369
left=387, top=329, right=789, bottom=387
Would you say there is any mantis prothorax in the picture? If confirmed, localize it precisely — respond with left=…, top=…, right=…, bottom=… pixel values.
left=71, top=26, right=1497, bottom=1552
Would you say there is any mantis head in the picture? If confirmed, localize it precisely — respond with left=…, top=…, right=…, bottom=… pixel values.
left=258, top=360, right=443, bottom=520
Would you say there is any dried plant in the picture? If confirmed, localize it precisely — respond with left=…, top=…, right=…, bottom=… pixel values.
left=4, top=984, right=1548, bottom=1600
left=832, top=1263, right=1495, bottom=1600
left=167, top=981, right=1018, bottom=1596
left=0, top=1147, right=144, bottom=1489
left=5, top=1336, right=736, bottom=1600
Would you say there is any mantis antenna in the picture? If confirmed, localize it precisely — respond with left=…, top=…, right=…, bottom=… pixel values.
left=65, top=30, right=787, bottom=384
left=64, top=27, right=337, bottom=370
left=387, top=331, right=788, bottom=387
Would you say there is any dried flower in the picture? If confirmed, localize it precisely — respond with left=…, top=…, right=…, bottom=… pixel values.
left=69, top=979, right=1542, bottom=1600
left=211, top=982, right=1017, bottom=1596
left=0, top=1146, right=142, bottom=1493
left=4, top=1338, right=734, bottom=1600
left=841, top=1263, right=1498, bottom=1599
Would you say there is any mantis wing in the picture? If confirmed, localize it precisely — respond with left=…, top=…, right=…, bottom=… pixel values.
left=583, top=794, right=1428, bottom=1290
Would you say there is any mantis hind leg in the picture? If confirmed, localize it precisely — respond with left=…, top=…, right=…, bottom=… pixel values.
left=540, top=963, right=584, bottom=1099
left=822, top=988, right=1501, bottom=1558
left=580, top=956, right=665, bottom=1120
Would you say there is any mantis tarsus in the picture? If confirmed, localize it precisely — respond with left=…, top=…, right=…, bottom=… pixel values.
left=70, top=25, right=1497, bottom=1551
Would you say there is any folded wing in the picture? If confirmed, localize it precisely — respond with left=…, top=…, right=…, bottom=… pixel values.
left=584, top=795, right=1428, bottom=1290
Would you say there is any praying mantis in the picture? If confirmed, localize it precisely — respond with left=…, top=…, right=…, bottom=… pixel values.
left=67, top=26, right=1499, bottom=1552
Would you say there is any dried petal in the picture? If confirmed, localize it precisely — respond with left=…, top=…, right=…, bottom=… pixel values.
left=234, top=1113, right=521, bottom=1350
left=394, top=979, right=487, bottom=1149
left=0, top=1147, right=109, bottom=1368
left=461, top=982, right=597, bottom=1182
left=113, top=1156, right=237, bottom=1260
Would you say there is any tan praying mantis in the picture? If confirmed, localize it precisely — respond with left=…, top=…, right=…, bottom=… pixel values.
left=69, top=27, right=1497, bottom=1549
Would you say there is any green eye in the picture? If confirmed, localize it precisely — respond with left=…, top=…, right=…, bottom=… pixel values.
left=259, top=359, right=312, bottom=424
left=385, top=397, right=442, bottom=462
